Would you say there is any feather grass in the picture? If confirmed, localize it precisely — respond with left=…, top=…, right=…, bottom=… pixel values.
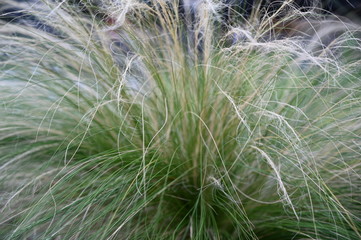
left=1, top=0, right=361, bottom=239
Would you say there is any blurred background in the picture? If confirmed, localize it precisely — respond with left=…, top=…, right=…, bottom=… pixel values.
left=1, top=0, right=361, bottom=25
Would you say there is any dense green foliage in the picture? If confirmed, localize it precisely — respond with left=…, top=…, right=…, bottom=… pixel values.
left=1, top=1, right=361, bottom=239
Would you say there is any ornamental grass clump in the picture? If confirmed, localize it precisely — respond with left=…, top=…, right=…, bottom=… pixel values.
left=0, top=0, right=361, bottom=239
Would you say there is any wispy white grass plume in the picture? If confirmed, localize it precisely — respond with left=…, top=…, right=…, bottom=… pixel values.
left=0, top=0, right=361, bottom=239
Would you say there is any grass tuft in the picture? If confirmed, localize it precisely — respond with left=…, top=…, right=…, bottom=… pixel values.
left=1, top=0, right=361, bottom=239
